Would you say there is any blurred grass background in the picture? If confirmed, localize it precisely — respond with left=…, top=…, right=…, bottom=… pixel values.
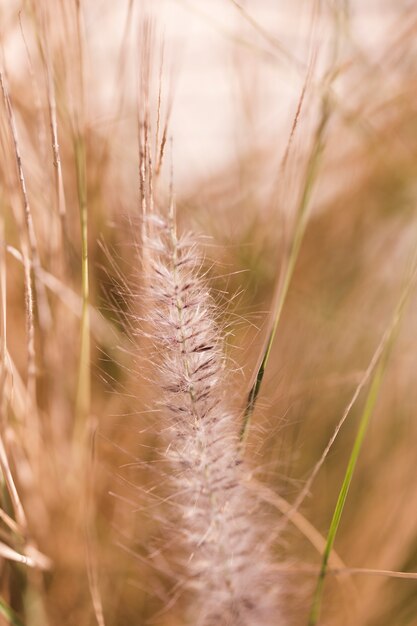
left=0, top=1, right=417, bottom=625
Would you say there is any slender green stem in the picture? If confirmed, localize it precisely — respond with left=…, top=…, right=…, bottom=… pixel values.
left=240, top=0, right=347, bottom=441
left=240, top=96, right=330, bottom=441
left=0, top=597, right=24, bottom=626
left=307, top=274, right=414, bottom=625
left=307, top=360, right=385, bottom=626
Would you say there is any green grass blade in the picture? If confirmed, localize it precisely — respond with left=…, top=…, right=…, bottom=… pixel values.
left=240, top=2, right=348, bottom=442
left=0, top=597, right=24, bottom=626
left=240, top=96, right=330, bottom=441
left=307, top=274, right=415, bottom=626
left=307, top=359, right=385, bottom=626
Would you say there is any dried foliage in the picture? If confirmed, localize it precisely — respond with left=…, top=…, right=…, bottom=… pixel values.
left=0, top=1, right=416, bottom=626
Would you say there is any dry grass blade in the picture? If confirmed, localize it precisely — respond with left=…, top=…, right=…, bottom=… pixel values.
left=280, top=321, right=396, bottom=531
left=0, top=69, right=51, bottom=334
left=0, top=540, right=49, bottom=570
left=0, top=218, right=7, bottom=411
left=74, top=131, right=91, bottom=436
left=329, top=568, right=417, bottom=581
left=0, top=508, right=20, bottom=536
left=228, top=0, right=304, bottom=70
left=0, top=70, right=37, bottom=404
left=0, top=436, right=26, bottom=531
left=38, top=9, right=68, bottom=225
left=0, top=3, right=416, bottom=625
left=85, top=428, right=106, bottom=626
left=72, top=1, right=90, bottom=440
left=247, top=478, right=348, bottom=571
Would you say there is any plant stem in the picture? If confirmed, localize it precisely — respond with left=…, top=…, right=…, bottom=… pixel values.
left=240, top=94, right=330, bottom=441
left=307, top=269, right=415, bottom=625
left=74, top=133, right=90, bottom=438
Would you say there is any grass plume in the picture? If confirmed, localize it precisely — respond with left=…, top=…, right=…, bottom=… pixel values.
left=142, top=210, right=283, bottom=625
left=0, top=2, right=416, bottom=625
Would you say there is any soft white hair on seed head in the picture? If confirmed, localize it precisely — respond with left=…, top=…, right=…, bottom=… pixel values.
left=143, top=215, right=283, bottom=625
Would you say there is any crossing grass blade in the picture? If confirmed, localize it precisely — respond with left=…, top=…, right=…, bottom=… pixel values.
left=307, top=268, right=417, bottom=626
left=240, top=4, right=347, bottom=442
left=74, top=132, right=90, bottom=439
left=240, top=93, right=330, bottom=441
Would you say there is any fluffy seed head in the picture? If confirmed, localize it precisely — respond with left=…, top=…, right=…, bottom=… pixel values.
left=143, top=215, right=283, bottom=625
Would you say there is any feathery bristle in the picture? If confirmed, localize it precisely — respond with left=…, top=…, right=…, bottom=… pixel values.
left=144, top=217, right=282, bottom=625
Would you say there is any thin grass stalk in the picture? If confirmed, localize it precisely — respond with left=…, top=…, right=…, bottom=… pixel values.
left=78, top=0, right=135, bottom=228
left=18, top=11, right=47, bottom=168
left=307, top=269, right=416, bottom=626
left=241, top=1, right=345, bottom=441
left=0, top=217, right=7, bottom=412
left=84, top=428, right=106, bottom=626
left=240, top=92, right=331, bottom=441
left=74, top=132, right=90, bottom=437
left=0, top=68, right=51, bottom=333
left=248, top=479, right=347, bottom=571
left=328, top=568, right=417, bottom=581
left=307, top=359, right=386, bottom=626
left=71, top=0, right=90, bottom=441
left=228, top=0, right=304, bottom=70
left=278, top=316, right=395, bottom=534
left=44, top=34, right=67, bottom=224
left=0, top=70, right=37, bottom=406
left=0, top=436, right=27, bottom=532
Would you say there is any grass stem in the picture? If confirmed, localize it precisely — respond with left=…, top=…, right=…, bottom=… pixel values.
left=74, top=133, right=90, bottom=438
left=307, top=269, right=416, bottom=625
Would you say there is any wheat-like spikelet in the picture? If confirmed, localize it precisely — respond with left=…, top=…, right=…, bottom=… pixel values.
left=143, top=213, right=282, bottom=626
